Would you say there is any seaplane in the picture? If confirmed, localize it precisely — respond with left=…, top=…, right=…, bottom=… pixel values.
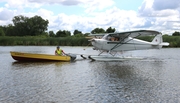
left=81, top=30, right=169, bottom=61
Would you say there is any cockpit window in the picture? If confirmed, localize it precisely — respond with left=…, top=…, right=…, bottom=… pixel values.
left=102, top=34, right=119, bottom=41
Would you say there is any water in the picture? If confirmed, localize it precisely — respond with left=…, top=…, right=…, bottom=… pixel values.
left=0, top=46, right=180, bottom=103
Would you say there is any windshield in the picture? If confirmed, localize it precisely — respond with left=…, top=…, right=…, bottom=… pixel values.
left=102, top=34, right=109, bottom=40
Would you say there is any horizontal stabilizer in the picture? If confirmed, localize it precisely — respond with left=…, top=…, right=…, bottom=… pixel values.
left=151, top=43, right=160, bottom=46
left=160, top=42, right=169, bottom=46
left=151, top=42, right=169, bottom=46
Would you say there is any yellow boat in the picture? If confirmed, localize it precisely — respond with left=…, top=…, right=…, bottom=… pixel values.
left=10, top=51, right=75, bottom=62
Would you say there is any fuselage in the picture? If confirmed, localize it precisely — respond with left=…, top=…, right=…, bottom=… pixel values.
left=91, top=37, right=161, bottom=52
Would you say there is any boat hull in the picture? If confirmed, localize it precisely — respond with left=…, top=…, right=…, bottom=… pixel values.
left=10, top=51, right=71, bottom=62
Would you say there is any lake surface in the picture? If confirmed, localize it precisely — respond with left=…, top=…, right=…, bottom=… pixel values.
left=0, top=46, right=180, bottom=103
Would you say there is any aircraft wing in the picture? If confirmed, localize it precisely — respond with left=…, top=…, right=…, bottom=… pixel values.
left=89, top=33, right=106, bottom=36
left=108, top=30, right=161, bottom=38
left=86, top=33, right=106, bottom=39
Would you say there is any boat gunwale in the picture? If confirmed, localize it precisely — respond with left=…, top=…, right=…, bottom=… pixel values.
left=10, top=51, right=71, bottom=62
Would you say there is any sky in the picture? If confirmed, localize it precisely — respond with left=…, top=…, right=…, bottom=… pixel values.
left=0, top=0, right=180, bottom=35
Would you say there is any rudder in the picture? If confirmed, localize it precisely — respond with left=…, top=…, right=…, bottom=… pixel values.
left=151, top=34, right=169, bottom=47
left=151, top=34, right=162, bottom=45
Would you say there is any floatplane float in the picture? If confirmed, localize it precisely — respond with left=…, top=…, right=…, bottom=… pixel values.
left=80, top=30, right=169, bottom=61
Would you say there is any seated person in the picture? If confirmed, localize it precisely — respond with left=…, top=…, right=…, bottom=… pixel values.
left=55, top=46, right=66, bottom=56
left=110, top=37, right=115, bottom=41
left=114, top=37, right=119, bottom=41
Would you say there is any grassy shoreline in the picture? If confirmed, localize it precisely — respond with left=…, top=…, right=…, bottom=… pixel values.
left=0, top=36, right=89, bottom=46
left=138, top=35, right=180, bottom=47
left=0, top=36, right=180, bottom=47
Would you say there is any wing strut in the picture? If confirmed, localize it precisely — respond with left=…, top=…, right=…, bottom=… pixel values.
left=110, top=33, right=142, bottom=51
left=110, top=33, right=131, bottom=50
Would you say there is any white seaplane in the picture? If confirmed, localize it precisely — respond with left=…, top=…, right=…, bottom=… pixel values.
left=82, top=30, right=169, bottom=61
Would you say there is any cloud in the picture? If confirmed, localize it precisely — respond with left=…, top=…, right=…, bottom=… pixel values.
left=27, top=0, right=114, bottom=9
left=28, top=0, right=82, bottom=5
left=52, top=13, right=95, bottom=33
left=4, top=0, right=42, bottom=9
left=27, top=0, right=115, bottom=13
left=138, top=0, right=180, bottom=34
left=49, top=7, right=146, bottom=33
left=139, top=0, right=180, bottom=17
left=0, top=7, right=18, bottom=25
left=82, top=0, right=115, bottom=13
left=152, top=0, right=180, bottom=10
left=0, top=0, right=180, bottom=35
left=0, top=8, right=15, bottom=20
left=61, top=0, right=82, bottom=6
left=3, top=0, right=115, bottom=16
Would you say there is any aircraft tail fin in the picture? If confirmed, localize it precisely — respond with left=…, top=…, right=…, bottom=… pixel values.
left=151, top=34, right=169, bottom=46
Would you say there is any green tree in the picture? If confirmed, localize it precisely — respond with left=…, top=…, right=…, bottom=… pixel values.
left=64, top=30, right=71, bottom=37
left=49, top=31, right=55, bottom=37
left=5, top=24, right=16, bottom=36
left=106, top=27, right=115, bottom=33
left=29, top=15, right=49, bottom=36
left=84, top=33, right=90, bottom=36
left=56, top=30, right=71, bottom=37
left=12, top=15, right=28, bottom=36
left=91, top=28, right=105, bottom=34
left=73, top=29, right=82, bottom=35
left=12, top=15, right=49, bottom=36
left=56, top=30, right=63, bottom=37
left=172, top=31, right=180, bottom=36
left=0, top=27, right=5, bottom=36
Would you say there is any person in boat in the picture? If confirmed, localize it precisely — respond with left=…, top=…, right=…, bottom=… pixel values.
left=55, top=46, right=66, bottom=56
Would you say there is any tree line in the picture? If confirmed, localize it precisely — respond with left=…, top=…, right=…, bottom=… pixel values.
left=0, top=15, right=116, bottom=37
left=0, top=15, right=179, bottom=37
left=0, top=15, right=48, bottom=36
left=0, top=15, right=116, bottom=46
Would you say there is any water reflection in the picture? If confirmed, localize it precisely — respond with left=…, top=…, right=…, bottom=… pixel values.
left=4, top=61, right=69, bottom=102
left=85, top=60, right=167, bottom=102
left=12, top=61, right=70, bottom=68
left=85, top=62, right=135, bottom=102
